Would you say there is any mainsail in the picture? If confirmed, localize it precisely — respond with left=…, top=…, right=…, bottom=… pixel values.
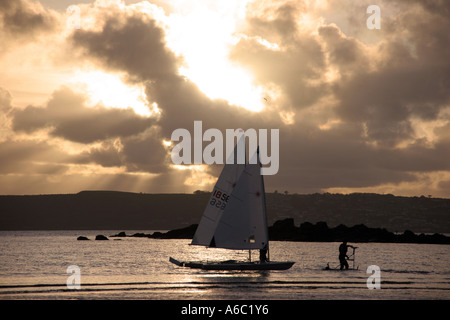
left=191, top=137, right=245, bottom=246
left=192, top=145, right=269, bottom=250
left=212, top=156, right=269, bottom=250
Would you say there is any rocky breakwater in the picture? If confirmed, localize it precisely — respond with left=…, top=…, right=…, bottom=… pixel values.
left=82, top=220, right=450, bottom=244
left=268, top=218, right=450, bottom=244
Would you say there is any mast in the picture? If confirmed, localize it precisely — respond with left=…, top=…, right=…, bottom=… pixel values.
left=258, top=146, right=270, bottom=261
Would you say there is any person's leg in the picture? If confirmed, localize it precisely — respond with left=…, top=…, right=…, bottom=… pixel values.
left=339, top=256, right=345, bottom=270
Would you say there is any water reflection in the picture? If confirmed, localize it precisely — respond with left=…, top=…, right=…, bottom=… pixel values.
left=1, top=233, right=449, bottom=299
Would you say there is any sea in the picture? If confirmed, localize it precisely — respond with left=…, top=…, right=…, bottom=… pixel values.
left=0, top=230, right=449, bottom=303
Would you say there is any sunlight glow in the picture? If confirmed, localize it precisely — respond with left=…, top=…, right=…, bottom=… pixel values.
left=172, top=164, right=216, bottom=188
left=164, top=1, right=265, bottom=112
left=408, top=116, right=450, bottom=147
left=279, top=111, right=296, bottom=125
left=70, top=70, right=152, bottom=116
left=172, top=164, right=205, bottom=171
left=162, top=139, right=173, bottom=147
left=319, top=118, right=342, bottom=130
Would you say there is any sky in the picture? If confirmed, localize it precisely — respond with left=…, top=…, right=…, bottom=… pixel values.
left=0, top=0, right=449, bottom=197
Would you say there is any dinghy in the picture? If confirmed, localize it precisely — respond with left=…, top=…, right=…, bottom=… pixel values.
left=170, top=140, right=294, bottom=271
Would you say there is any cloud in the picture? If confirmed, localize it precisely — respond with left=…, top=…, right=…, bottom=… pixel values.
left=0, top=0, right=58, bottom=41
left=0, top=139, right=68, bottom=175
left=12, top=86, right=156, bottom=144
left=0, top=0, right=449, bottom=197
left=66, top=0, right=450, bottom=196
left=318, top=24, right=369, bottom=76
left=231, top=0, right=450, bottom=148
left=230, top=1, right=327, bottom=112
left=69, top=6, right=283, bottom=137
left=226, top=0, right=450, bottom=196
left=331, top=3, right=450, bottom=147
left=0, top=87, right=13, bottom=112
left=71, top=11, right=181, bottom=82
left=9, top=84, right=169, bottom=175
left=76, top=126, right=170, bottom=174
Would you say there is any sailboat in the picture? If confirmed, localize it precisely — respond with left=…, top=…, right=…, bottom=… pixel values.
left=170, top=140, right=295, bottom=271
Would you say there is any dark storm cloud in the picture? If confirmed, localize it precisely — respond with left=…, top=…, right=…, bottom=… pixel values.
left=225, top=0, right=450, bottom=195
left=71, top=13, right=181, bottom=82
left=233, top=0, right=450, bottom=150
left=324, top=0, right=450, bottom=147
left=263, top=123, right=416, bottom=193
left=120, top=127, right=169, bottom=173
left=79, top=141, right=123, bottom=168
left=68, top=10, right=274, bottom=176
left=230, top=1, right=327, bottom=111
left=318, top=24, right=369, bottom=76
left=232, top=0, right=450, bottom=147
left=230, top=36, right=326, bottom=110
left=74, top=127, right=169, bottom=174
left=395, top=0, right=450, bottom=18
left=11, top=0, right=443, bottom=195
left=0, top=0, right=58, bottom=38
left=145, top=76, right=277, bottom=138
left=69, top=8, right=282, bottom=136
left=8, top=84, right=168, bottom=175
left=12, top=86, right=155, bottom=144
left=0, top=87, right=13, bottom=112
left=0, top=139, right=68, bottom=175
left=244, top=1, right=302, bottom=44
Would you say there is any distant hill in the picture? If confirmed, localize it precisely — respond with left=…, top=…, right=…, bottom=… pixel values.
left=267, top=192, right=450, bottom=234
left=0, top=191, right=449, bottom=233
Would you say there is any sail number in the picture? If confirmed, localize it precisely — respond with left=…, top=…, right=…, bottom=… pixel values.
left=210, top=189, right=230, bottom=210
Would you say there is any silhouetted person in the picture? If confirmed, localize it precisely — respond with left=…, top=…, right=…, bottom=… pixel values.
left=259, top=245, right=268, bottom=263
left=339, top=240, right=356, bottom=270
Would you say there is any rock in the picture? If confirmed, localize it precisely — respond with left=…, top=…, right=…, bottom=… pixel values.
left=150, top=231, right=163, bottom=238
left=149, top=224, right=198, bottom=239
left=111, top=231, right=127, bottom=237
left=95, top=234, right=109, bottom=240
left=269, top=218, right=299, bottom=241
left=133, top=219, right=450, bottom=245
left=77, top=236, right=90, bottom=240
left=130, top=232, right=150, bottom=237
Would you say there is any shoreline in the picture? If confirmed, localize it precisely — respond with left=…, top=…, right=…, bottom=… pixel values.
left=105, top=219, right=450, bottom=245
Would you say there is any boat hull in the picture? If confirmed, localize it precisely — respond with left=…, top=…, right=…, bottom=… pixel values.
left=170, top=257, right=294, bottom=271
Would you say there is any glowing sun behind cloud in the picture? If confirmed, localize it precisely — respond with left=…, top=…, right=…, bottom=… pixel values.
left=69, top=70, right=154, bottom=117
left=164, top=0, right=265, bottom=112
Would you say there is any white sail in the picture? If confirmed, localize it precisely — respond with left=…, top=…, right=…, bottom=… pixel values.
left=211, top=149, right=269, bottom=250
left=170, top=147, right=295, bottom=271
left=191, top=137, right=245, bottom=246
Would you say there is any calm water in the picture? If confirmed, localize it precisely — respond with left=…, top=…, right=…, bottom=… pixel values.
left=0, top=230, right=449, bottom=300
